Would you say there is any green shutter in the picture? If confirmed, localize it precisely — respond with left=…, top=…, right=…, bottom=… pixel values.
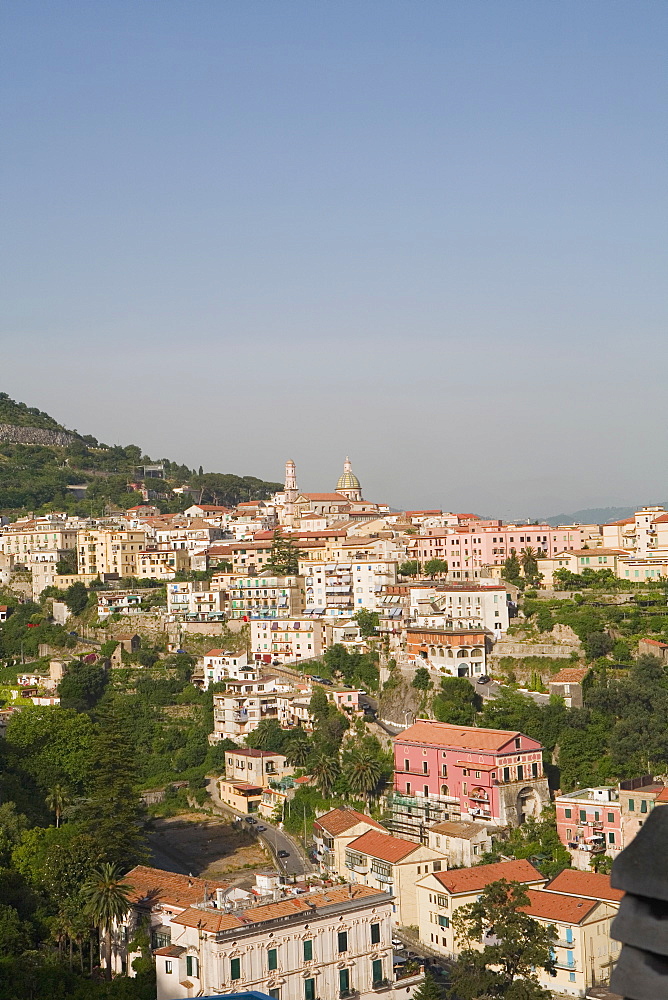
left=370, top=922, right=380, bottom=944
left=303, top=939, right=313, bottom=961
left=231, top=957, right=241, bottom=981
left=186, top=956, right=192, bottom=977
left=268, top=948, right=278, bottom=971
left=339, top=969, right=350, bottom=993
left=304, top=978, right=315, bottom=1000
left=372, top=959, right=383, bottom=984
left=338, top=930, right=348, bottom=953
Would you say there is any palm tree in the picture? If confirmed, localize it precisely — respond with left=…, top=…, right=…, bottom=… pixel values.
left=310, top=753, right=340, bottom=798
left=285, top=732, right=312, bottom=767
left=344, top=749, right=383, bottom=799
left=82, top=863, right=133, bottom=980
left=46, top=784, right=71, bottom=828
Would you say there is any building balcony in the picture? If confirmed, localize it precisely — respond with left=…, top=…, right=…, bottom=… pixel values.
left=372, top=979, right=391, bottom=991
left=372, top=871, right=393, bottom=884
left=469, top=792, right=490, bottom=802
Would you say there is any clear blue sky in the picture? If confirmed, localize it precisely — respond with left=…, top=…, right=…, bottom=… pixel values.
left=1, top=1, right=666, bottom=517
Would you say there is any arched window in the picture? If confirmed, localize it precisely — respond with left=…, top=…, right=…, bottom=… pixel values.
left=471, top=647, right=483, bottom=657
left=458, top=649, right=469, bottom=658
left=447, top=648, right=454, bottom=658
left=441, top=784, right=449, bottom=797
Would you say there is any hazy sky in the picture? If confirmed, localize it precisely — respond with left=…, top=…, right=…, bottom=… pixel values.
left=1, top=2, right=666, bottom=518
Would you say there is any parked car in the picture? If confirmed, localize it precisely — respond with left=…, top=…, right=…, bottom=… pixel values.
left=278, top=850, right=290, bottom=858
left=477, top=675, right=490, bottom=684
left=257, top=825, right=267, bottom=832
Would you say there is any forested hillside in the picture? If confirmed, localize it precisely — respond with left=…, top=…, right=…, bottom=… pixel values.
left=0, top=393, right=281, bottom=515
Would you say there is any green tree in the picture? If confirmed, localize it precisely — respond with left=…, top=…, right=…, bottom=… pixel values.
left=46, top=783, right=71, bottom=828
left=310, top=753, right=340, bottom=797
left=82, top=862, right=133, bottom=980
left=284, top=730, right=313, bottom=767
left=433, top=676, right=482, bottom=725
left=449, top=879, right=556, bottom=1000
left=412, top=972, right=445, bottom=1000
left=583, top=631, right=614, bottom=660
left=353, top=608, right=379, bottom=637
left=264, top=530, right=302, bottom=576
left=82, top=717, right=147, bottom=868
left=0, top=903, right=32, bottom=956
left=245, top=718, right=290, bottom=753
left=64, top=581, right=89, bottom=615
left=309, top=686, right=330, bottom=721
left=424, top=558, right=448, bottom=579
left=0, top=803, right=29, bottom=866
left=412, top=666, right=432, bottom=690
left=57, top=661, right=108, bottom=711
left=398, top=560, right=421, bottom=578
left=502, top=549, right=523, bottom=588
left=343, top=748, right=383, bottom=798
left=520, top=547, right=542, bottom=588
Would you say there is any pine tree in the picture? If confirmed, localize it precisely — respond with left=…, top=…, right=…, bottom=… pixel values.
left=412, top=973, right=445, bottom=1000
left=264, top=529, right=302, bottom=575
left=83, top=715, right=147, bottom=869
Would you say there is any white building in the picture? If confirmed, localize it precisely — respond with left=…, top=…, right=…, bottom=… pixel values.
left=409, top=584, right=509, bottom=634
left=301, top=559, right=397, bottom=616
left=251, top=617, right=327, bottom=665
left=201, top=649, right=255, bottom=690
left=167, top=581, right=226, bottom=620
left=113, top=866, right=424, bottom=1000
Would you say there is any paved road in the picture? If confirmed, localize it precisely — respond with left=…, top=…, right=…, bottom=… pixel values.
left=205, top=776, right=314, bottom=878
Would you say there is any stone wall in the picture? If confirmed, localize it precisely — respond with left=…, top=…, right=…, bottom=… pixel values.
left=0, top=423, right=77, bottom=446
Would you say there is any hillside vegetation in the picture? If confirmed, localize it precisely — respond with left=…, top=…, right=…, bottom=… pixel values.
left=0, top=393, right=281, bottom=515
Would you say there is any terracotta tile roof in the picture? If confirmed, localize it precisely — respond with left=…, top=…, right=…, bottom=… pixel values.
left=125, top=865, right=229, bottom=908
left=431, top=859, right=544, bottom=894
left=228, top=748, right=282, bottom=758
left=652, top=513, right=668, bottom=523
left=171, top=908, right=242, bottom=932
left=154, top=945, right=185, bottom=957
left=428, top=821, right=485, bottom=840
left=397, top=720, right=540, bottom=753
left=522, top=888, right=597, bottom=923
left=314, top=806, right=385, bottom=836
left=549, top=667, right=590, bottom=684
left=546, top=870, right=624, bottom=903
left=570, top=548, right=626, bottom=556
left=655, top=786, right=668, bottom=802
left=346, top=830, right=419, bottom=863
left=640, top=638, right=668, bottom=649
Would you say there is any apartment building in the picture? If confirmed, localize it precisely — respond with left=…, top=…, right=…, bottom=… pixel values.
left=416, top=859, right=545, bottom=959
left=0, top=516, right=79, bottom=565
left=313, top=807, right=387, bottom=876
left=167, top=581, right=225, bottom=620
left=410, top=584, right=509, bottom=633
left=301, top=558, right=397, bottom=616
left=224, top=748, right=292, bottom=788
left=77, top=528, right=146, bottom=577
left=342, top=829, right=446, bottom=926
left=201, top=649, right=255, bottom=690
left=390, top=719, right=550, bottom=840
left=113, top=864, right=419, bottom=1000
left=229, top=574, right=305, bottom=619
left=426, top=820, right=492, bottom=867
left=250, top=617, right=327, bottom=665
left=404, top=627, right=492, bottom=678
left=556, top=776, right=667, bottom=866
left=210, top=676, right=307, bottom=743
left=136, top=544, right=190, bottom=580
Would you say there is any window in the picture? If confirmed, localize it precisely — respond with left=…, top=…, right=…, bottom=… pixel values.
left=609, top=831, right=616, bottom=844
left=517, top=765, right=523, bottom=781
left=371, top=922, right=380, bottom=944
left=566, top=927, right=573, bottom=944
left=423, top=761, right=428, bottom=774
left=436, top=894, right=448, bottom=908
left=579, top=810, right=587, bottom=822
left=270, top=990, right=281, bottom=999
left=303, top=939, right=313, bottom=961
left=372, top=959, right=383, bottom=985
left=641, top=800, right=648, bottom=814
left=338, top=930, right=348, bottom=953
left=608, top=812, right=615, bottom=823
left=437, top=915, right=449, bottom=928
left=339, top=969, right=350, bottom=994
left=231, top=958, right=241, bottom=981
left=628, top=799, right=635, bottom=811
left=305, top=978, right=316, bottom=1000
left=569, top=972, right=576, bottom=983
left=268, top=948, right=278, bottom=971
left=503, top=767, right=510, bottom=782
left=433, top=861, right=442, bottom=872
left=186, top=955, right=199, bottom=978
left=165, top=961, right=172, bottom=975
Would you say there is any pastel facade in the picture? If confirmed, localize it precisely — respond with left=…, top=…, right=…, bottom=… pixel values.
left=555, top=787, right=622, bottom=869
left=224, top=748, right=292, bottom=788
left=229, top=575, right=305, bottom=619
left=251, top=618, right=327, bottom=665
left=426, top=820, right=492, bottom=867
left=313, top=807, right=387, bottom=876
left=392, top=720, right=549, bottom=838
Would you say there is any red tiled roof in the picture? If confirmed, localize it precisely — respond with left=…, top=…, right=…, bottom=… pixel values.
left=172, top=908, right=241, bottom=932
left=522, top=888, right=597, bottom=923
left=396, top=720, right=541, bottom=753
left=640, top=638, right=668, bottom=649
left=125, top=865, right=229, bottom=908
left=298, top=493, right=351, bottom=502
left=314, top=806, right=385, bottom=837
left=549, top=668, right=590, bottom=684
left=154, top=945, right=185, bottom=957
left=346, top=830, right=419, bottom=863
left=546, top=869, right=624, bottom=904
left=431, top=859, right=544, bottom=895
left=655, top=786, right=668, bottom=802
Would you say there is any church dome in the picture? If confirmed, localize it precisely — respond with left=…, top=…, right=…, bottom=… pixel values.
left=337, top=469, right=361, bottom=491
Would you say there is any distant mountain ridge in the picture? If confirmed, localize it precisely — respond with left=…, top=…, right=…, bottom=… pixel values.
left=541, top=505, right=666, bottom=527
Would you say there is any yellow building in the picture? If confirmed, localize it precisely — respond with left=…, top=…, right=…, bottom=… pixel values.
left=77, top=529, right=146, bottom=578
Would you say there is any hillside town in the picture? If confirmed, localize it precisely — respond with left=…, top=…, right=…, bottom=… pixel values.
left=2, top=451, right=668, bottom=1000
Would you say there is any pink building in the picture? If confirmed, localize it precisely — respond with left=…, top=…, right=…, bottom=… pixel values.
left=391, top=720, right=550, bottom=839
left=555, top=787, right=622, bottom=870
left=412, top=524, right=586, bottom=577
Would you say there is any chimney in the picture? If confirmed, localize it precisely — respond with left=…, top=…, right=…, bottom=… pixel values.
left=216, top=888, right=225, bottom=909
